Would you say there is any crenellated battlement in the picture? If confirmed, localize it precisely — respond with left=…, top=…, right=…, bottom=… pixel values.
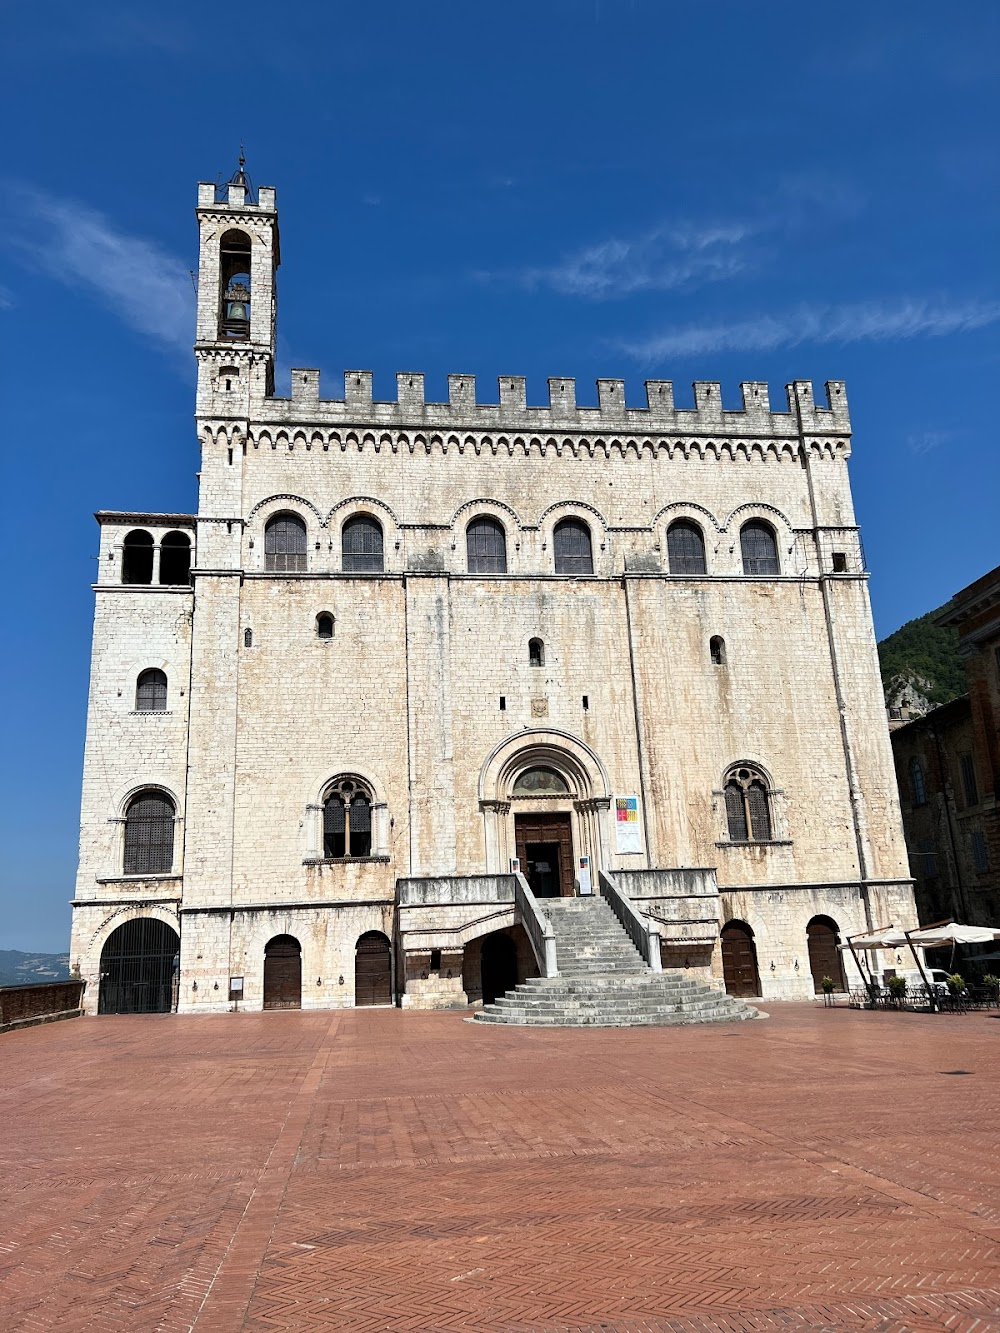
left=271, top=372, right=850, bottom=437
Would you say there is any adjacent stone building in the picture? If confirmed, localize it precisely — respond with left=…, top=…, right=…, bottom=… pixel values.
left=891, top=565, right=1000, bottom=928
left=70, top=169, right=918, bottom=1016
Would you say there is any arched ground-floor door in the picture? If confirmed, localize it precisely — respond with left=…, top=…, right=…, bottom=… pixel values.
left=481, top=932, right=519, bottom=1005
left=263, top=935, right=302, bottom=1010
left=99, top=918, right=179, bottom=1014
left=355, top=932, right=392, bottom=1007
left=721, top=920, right=761, bottom=998
left=807, top=917, right=846, bottom=993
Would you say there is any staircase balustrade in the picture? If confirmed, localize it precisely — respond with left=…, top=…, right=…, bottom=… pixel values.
left=513, top=873, right=559, bottom=978
left=598, top=870, right=662, bottom=972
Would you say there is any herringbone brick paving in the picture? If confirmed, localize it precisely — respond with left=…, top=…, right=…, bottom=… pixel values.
left=1, top=1007, right=999, bottom=1331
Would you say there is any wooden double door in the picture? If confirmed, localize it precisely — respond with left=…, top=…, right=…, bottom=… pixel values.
left=807, top=919, right=846, bottom=993
left=263, top=935, right=302, bottom=1010
left=721, top=921, right=761, bottom=997
left=355, top=932, right=392, bottom=1006
left=514, top=813, right=575, bottom=898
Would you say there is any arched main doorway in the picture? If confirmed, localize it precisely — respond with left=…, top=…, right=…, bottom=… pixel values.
left=98, top=918, right=179, bottom=1014
left=481, top=932, right=518, bottom=1005
left=806, top=916, right=846, bottom=993
left=263, top=935, right=302, bottom=1010
left=721, top=920, right=761, bottom=998
left=355, top=932, right=392, bottom=1007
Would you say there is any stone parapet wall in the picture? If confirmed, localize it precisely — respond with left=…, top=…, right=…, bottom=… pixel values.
left=0, top=981, right=86, bottom=1033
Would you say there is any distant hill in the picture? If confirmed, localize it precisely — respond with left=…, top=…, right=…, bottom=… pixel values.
left=877, top=604, right=966, bottom=709
left=0, top=950, right=71, bottom=987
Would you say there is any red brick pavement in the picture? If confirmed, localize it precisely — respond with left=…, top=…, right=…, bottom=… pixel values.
left=1, top=1005, right=999, bottom=1332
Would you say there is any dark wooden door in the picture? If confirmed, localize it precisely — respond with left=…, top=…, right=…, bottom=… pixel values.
left=263, top=935, right=302, bottom=1010
left=721, top=922, right=760, bottom=997
left=515, top=813, right=574, bottom=897
left=355, top=932, right=392, bottom=1006
left=807, top=919, right=845, bottom=993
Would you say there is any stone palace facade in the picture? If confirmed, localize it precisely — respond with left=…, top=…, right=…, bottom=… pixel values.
left=70, top=170, right=918, bottom=1015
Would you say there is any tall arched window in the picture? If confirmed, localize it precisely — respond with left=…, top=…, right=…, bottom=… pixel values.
left=159, top=531, right=191, bottom=585
left=323, top=778, right=373, bottom=858
left=123, top=790, right=175, bottom=875
left=219, top=229, right=252, bottom=339
left=529, top=637, right=545, bottom=667
left=265, top=512, right=307, bottom=572
left=316, top=612, right=335, bottom=640
left=709, top=636, right=726, bottom=666
left=910, top=757, right=927, bottom=806
left=342, top=515, right=384, bottom=573
left=122, top=530, right=154, bottom=585
left=553, top=518, right=593, bottom=574
left=666, top=520, right=707, bottom=574
left=724, top=765, right=773, bottom=842
left=466, top=516, right=507, bottom=573
left=740, top=520, right=780, bottom=576
left=135, top=668, right=167, bottom=711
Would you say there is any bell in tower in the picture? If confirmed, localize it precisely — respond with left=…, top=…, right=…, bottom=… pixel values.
left=219, top=230, right=252, bottom=339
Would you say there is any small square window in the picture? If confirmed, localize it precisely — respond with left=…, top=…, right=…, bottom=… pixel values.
left=430, top=949, right=442, bottom=971
left=832, top=551, right=847, bottom=572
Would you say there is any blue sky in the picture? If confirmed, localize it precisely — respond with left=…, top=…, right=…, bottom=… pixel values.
left=1, top=0, right=997, bottom=950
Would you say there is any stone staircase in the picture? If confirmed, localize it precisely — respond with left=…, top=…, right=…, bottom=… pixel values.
left=474, top=895, right=763, bottom=1027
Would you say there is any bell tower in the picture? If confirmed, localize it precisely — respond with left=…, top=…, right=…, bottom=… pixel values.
left=194, top=156, right=279, bottom=415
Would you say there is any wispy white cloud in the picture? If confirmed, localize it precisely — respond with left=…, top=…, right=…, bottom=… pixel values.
left=615, top=297, right=1000, bottom=363
left=498, top=220, right=757, bottom=300
left=1, top=183, right=194, bottom=353
left=0, top=283, right=14, bottom=309
left=907, top=430, right=952, bottom=457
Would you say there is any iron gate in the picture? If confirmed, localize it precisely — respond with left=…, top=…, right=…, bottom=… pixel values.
left=98, top=918, right=180, bottom=1014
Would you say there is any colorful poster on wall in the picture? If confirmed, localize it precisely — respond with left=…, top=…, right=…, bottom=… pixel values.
left=614, top=795, right=643, bottom=854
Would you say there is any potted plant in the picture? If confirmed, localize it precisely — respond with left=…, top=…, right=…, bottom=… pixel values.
left=982, top=974, right=1000, bottom=1006
left=886, top=974, right=907, bottom=1007
left=820, top=975, right=835, bottom=1006
left=947, top=973, right=965, bottom=996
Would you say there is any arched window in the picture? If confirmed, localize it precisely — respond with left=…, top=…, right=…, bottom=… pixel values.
left=317, top=613, right=335, bottom=640
left=529, top=637, right=544, bottom=667
left=244, top=628, right=253, bottom=648
left=219, top=229, right=252, bottom=339
left=910, top=757, right=927, bottom=806
left=323, top=777, right=373, bottom=858
left=466, top=516, right=507, bottom=573
left=123, top=790, right=175, bottom=875
left=159, top=531, right=191, bottom=585
left=740, top=520, right=780, bottom=576
left=666, top=519, right=707, bottom=575
left=135, top=668, right=167, bottom=711
left=265, top=512, right=307, bottom=572
left=710, top=636, right=726, bottom=665
left=723, top=765, right=773, bottom=842
left=553, top=518, right=593, bottom=575
left=342, top=515, right=384, bottom=573
left=122, top=530, right=154, bottom=585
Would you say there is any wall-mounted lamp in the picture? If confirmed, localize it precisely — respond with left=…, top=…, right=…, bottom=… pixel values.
left=317, top=977, right=322, bottom=986
left=192, top=980, right=198, bottom=991
left=794, top=959, right=799, bottom=970
left=213, top=982, right=219, bottom=990
left=770, top=961, right=776, bottom=971
left=338, top=975, right=344, bottom=985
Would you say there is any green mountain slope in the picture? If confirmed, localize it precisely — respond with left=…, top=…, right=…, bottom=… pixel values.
left=0, top=951, right=70, bottom=987
left=877, top=604, right=965, bottom=707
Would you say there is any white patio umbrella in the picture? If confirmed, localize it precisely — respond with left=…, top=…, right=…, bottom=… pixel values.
left=906, top=924, right=1000, bottom=947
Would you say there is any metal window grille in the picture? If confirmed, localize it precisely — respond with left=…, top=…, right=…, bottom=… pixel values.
left=122, top=530, right=154, bottom=585
left=971, top=829, right=989, bottom=873
left=553, top=519, right=593, bottom=574
left=724, top=783, right=748, bottom=841
left=740, top=522, right=779, bottom=576
left=324, top=796, right=347, bottom=858
left=135, top=669, right=167, bottom=711
left=910, top=759, right=926, bottom=805
left=342, top=516, right=384, bottom=572
left=725, top=766, right=772, bottom=842
left=98, top=919, right=180, bottom=1015
left=466, top=517, right=507, bottom=573
left=349, top=794, right=372, bottom=857
left=666, top=520, right=707, bottom=574
left=265, top=514, right=307, bottom=572
left=159, top=531, right=191, bottom=585
left=959, top=753, right=978, bottom=807
left=123, top=792, right=175, bottom=875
